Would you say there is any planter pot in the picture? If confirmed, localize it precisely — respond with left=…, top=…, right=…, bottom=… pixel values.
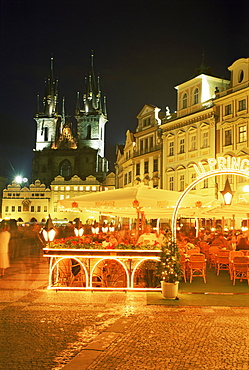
left=161, top=281, right=179, bottom=299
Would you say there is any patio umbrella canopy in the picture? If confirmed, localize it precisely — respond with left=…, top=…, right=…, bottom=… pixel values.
left=58, top=185, right=211, bottom=218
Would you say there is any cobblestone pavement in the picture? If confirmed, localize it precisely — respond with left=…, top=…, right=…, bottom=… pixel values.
left=0, top=252, right=249, bottom=370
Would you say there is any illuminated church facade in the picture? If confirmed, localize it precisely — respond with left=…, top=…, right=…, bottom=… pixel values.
left=32, top=55, right=109, bottom=187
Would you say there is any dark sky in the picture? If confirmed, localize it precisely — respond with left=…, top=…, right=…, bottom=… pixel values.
left=0, top=0, right=249, bottom=182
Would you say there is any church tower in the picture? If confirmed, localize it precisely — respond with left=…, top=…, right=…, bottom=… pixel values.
left=35, top=57, right=59, bottom=150
left=75, top=53, right=107, bottom=158
left=32, top=54, right=109, bottom=186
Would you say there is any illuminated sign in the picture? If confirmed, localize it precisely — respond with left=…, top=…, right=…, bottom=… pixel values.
left=194, top=156, right=249, bottom=178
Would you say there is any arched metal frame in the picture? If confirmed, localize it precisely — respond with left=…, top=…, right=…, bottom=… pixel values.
left=49, top=256, right=89, bottom=287
left=172, top=169, right=249, bottom=240
left=90, top=257, right=129, bottom=288
left=130, top=257, right=160, bottom=288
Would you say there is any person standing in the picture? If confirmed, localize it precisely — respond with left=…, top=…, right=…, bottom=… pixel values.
left=0, top=223, right=11, bottom=277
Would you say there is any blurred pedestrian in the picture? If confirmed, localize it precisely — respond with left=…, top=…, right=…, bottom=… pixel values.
left=0, top=223, right=11, bottom=277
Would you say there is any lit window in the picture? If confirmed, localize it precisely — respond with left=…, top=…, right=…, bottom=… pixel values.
left=37, top=206, right=41, bottom=212
left=225, top=104, right=232, bottom=115
left=169, top=176, right=174, bottom=191
left=60, top=186, right=64, bottom=191
left=79, top=186, right=83, bottom=191
left=169, top=142, right=174, bottom=156
left=44, top=206, right=47, bottom=212
left=73, top=186, right=78, bottom=191
left=153, top=158, right=158, bottom=172
left=136, top=163, right=140, bottom=176
left=190, top=135, right=196, bottom=150
left=66, top=186, right=70, bottom=191
left=203, top=178, right=208, bottom=188
left=66, top=195, right=70, bottom=198
left=86, top=186, right=90, bottom=191
left=202, top=132, right=209, bottom=148
left=144, top=161, right=149, bottom=173
left=183, top=93, right=187, bottom=109
left=60, top=194, right=64, bottom=200
left=239, top=125, right=247, bottom=142
left=239, top=99, right=246, bottom=111
left=194, top=88, right=199, bottom=104
left=92, top=186, right=96, bottom=191
left=54, top=186, right=58, bottom=191
left=128, top=171, right=132, bottom=183
left=180, top=175, right=185, bottom=191
left=124, top=174, right=128, bottom=185
left=225, top=129, right=232, bottom=146
left=179, top=139, right=185, bottom=154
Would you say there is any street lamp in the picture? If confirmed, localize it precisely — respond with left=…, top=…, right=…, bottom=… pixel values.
left=42, top=215, right=56, bottom=244
left=220, top=178, right=233, bottom=205
left=74, top=218, right=84, bottom=237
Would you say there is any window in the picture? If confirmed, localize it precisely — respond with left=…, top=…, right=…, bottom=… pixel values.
left=180, top=175, right=185, bottom=191
left=73, top=186, right=78, bottom=191
left=225, top=129, right=232, bottom=146
left=60, top=194, right=64, bottom=200
left=23, top=202, right=29, bottom=211
left=92, top=186, right=96, bottom=191
left=65, top=186, right=70, bottom=191
left=54, top=186, right=58, bottom=191
left=203, top=178, right=208, bottom=188
left=128, top=171, right=132, bottom=183
left=153, top=158, right=158, bottom=172
left=60, top=186, right=64, bottom=191
left=86, top=186, right=90, bottom=191
left=136, top=163, right=140, bottom=176
left=79, top=186, right=83, bottom=191
left=5, top=206, right=9, bottom=212
left=44, top=127, right=49, bottom=141
left=60, top=159, right=72, bottom=178
left=31, top=206, right=34, bottom=212
left=194, top=88, right=199, bottom=104
left=140, top=140, right=144, bottom=154
left=169, top=176, right=174, bottom=191
left=191, top=173, right=196, bottom=190
left=179, top=139, right=185, bottom=154
left=124, top=173, right=128, bottom=185
left=169, top=141, right=174, bottom=156
left=202, top=132, right=209, bottom=148
left=239, top=99, right=246, bottom=111
left=144, top=161, right=149, bottom=173
left=225, top=104, right=232, bottom=115
left=37, top=206, right=41, bottom=212
left=190, top=135, right=196, bottom=150
left=239, top=125, right=247, bottom=142
left=44, top=206, right=47, bottom=212
left=145, top=138, right=148, bottom=152
left=182, top=93, right=187, bottom=109
left=18, top=206, right=21, bottom=212
left=150, top=136, right=153, bottom=150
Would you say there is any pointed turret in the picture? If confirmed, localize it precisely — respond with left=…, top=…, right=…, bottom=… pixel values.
left=42, top=56, right=58, bottom=117
left=75, top=91, right=81, bottom=115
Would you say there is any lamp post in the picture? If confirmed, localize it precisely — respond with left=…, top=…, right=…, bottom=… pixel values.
left=42, top=215, right=56, bottom=247
left=74, top=218, right=84, bottom=237
left=220, top=178, right=233, bottom=205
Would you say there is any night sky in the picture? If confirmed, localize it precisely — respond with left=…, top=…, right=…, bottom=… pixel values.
left=0, top=0, right=249, bottom=182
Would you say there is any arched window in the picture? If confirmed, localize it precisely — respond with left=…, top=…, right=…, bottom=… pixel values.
left=194, top=88, right=199, bottom=104
left=60, top=160, right=72, bottom=178
left=182, top=93, right=187, bottom=109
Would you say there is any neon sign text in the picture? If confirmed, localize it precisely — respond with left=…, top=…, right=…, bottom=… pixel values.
left=194, top=157, right=249, bottom=178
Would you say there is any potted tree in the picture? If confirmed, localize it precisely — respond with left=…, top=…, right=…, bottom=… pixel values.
left=156, top=239, right=182, bottom=299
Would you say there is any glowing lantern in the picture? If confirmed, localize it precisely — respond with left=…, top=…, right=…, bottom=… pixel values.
left=220, top=178, right=233, bottom=205
left=42, top=215, right=56, bottom=242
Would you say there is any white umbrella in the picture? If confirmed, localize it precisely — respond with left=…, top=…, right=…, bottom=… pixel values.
left=58, top=185, right=211, bottom=218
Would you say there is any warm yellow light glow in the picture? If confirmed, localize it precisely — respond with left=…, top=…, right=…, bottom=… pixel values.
left=42, top=228, right=56, bottom=242
left=74, top=228, right=84, bottom=237
left=243, top=185, right=249, bottom=192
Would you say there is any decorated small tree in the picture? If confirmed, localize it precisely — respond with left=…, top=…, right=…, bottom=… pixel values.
left=156, top=239, right=182, bottom=284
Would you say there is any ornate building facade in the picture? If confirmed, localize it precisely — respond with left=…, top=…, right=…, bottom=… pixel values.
left=32, top=54, right=109, bottom=186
